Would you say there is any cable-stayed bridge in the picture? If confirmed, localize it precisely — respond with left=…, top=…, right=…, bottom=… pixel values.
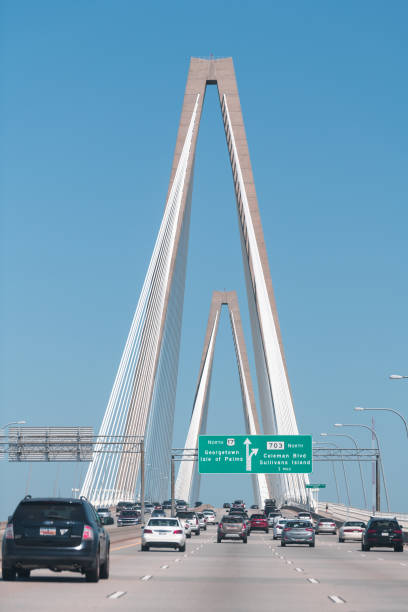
left=80, top=57, right=311, bottom=508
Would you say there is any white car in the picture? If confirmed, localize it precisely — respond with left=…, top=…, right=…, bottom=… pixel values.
left=338, top=520, right=366, bottom=542
left=273, top=519, right=287, bottom=539
left=203, top=510, right=216, bottom=525
left=197, top=512, right=207, bottom=531
left=268, top=513, right=282, bottom=527
left=183, top=521, right=192, bottom=538
left=142, top=517, right=186, bottom=552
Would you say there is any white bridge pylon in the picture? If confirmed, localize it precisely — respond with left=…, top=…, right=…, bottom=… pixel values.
left=175, top=291, right=270, bottom=507
left=81, top=57, right=311, bottom=507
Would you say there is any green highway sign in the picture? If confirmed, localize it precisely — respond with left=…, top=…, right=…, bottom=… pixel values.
left=198, top=435, right=312, bottom=474
left=305, top=484, right=326, bottom=489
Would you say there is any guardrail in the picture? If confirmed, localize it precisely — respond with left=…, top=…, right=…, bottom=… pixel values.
left=316, top=502, right=408, bottom=530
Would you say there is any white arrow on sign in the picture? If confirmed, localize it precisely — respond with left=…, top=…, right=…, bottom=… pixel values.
left=244, top=438, right=259, bottom=471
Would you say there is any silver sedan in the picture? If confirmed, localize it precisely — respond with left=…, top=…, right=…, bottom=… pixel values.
left=338, top=520, right=366, bottom=542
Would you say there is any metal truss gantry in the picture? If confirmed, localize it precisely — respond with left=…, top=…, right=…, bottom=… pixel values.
left=81, top=57, right=310, bottom=507
left=175, top=291, right=270, bottom=507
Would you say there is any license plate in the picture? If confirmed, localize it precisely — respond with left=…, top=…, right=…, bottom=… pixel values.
left=40, top=528, right=56, bottom=536
left=381, top=532, right=389, bottom=536
left=157, top=530, right=169, bottom=534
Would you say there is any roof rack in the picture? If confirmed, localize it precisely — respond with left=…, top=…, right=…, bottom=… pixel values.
left=23, top=494, right=32, bottom=500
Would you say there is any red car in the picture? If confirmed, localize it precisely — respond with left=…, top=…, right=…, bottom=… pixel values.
left=249, top=513, right=269, bottom=533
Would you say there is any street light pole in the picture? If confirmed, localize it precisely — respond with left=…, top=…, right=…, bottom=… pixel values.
left=320, top=435, right=351, bottom=506
left=171, top=454, right=175, bottom=518
left=322, top=432, right=368, bottom=509
left=355, top=406, right=408, bottom=439
left=334, top=423, right=390, bottom=512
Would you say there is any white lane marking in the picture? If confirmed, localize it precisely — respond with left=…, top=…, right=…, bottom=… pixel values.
left=295, top=567, right=304, bottom=572
left=400, top=562, right=407, bottom=566
left=174, top=558, right=181, bottom=562
left=347, top=550, right=352, bottom=553
left=307, top=578, right=319, bottom=584
left=286, top=560, right=293, bottom=565
left=160, top=565, right=169, bottom=569
left=377, top=557, right=384, bottom=561
left=328, top=595, right=346, bottom=604
left=141, top=575, right=152, bottom=581
left=107, top=591, right=126, bottom=599
left=361, top=554, right=366, bottom=558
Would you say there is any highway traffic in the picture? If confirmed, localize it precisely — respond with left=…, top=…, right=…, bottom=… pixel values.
left=2, top=502, right=408, bottom=611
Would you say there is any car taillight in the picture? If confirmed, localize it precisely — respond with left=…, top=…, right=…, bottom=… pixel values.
left=284, top=527, right=290, bottom=531
left=82, top=525, right=94, bottom=540
left=367, top=529, right=376, bottom=534
left=5, top=523, right=14, bottom=539
left=173, top=529, right=183, bottom=534
left=143, top=528, right=153, bottom=534
left=219, top=523, right=223, bottom=529
left=305, top=528, right=313, bottom=532
left=394, top=529, right=402, bottom=534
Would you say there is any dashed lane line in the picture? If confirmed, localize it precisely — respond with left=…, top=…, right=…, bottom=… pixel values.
left=295, top=567, right=304, bottom=572
left=328, top=595, right=346, bottom=604
left=140, top=575, right=152, bottom=581
left=160, top=565, right=169, bottom=569
left=307, top=578, right=319, bottom=584
left=107, top=591, right=126, bottom=599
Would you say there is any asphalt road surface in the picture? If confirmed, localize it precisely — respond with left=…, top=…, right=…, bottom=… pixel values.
left=1, top=513, right=408, bottom=611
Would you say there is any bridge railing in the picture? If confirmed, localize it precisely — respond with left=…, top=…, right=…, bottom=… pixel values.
left=316, top=502, right=408, bottom=531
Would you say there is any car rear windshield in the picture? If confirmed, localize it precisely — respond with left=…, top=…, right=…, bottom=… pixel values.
left=148, top=519, right=179, bottom=527
left=14, top=502, right=85, bottom=522
left=223, top=517, right=243, bottom=523
left=319, top=520, right=334, bottom=523
left=344, top=521, right=365, bottom=527
left=371, top=520, right=398, bottom=529
left=97, top=508, right=109, bottom=512
left=120, top=510, right=138, bottom=517
left=251, top=514, right=265, bottom=519
left=177, top=512, right=195, bottom=518
left=286, top=521, right=312, bottom=529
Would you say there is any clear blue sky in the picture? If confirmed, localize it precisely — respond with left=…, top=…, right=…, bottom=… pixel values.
left=1, top=1, right=407, bottom=518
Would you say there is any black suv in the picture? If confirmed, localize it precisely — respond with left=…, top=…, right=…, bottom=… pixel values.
left=362, top=517, right=404, bottom=552
left=2, top=496, right=110, bottom=581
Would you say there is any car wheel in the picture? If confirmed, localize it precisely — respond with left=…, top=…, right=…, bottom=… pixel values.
left=281, top=541, right=286, bottom=547
left=196, top=529, right=200, bottom=536
left=395, top=545, right=404, bottom=552
left=204, top=526, right=207, bottom=531
left=273, top=536, right=277, bottom=540
left=85, top=554, right=100, bottom=582
left=179, top=544, right=186, bottom=552
left=217, top=537, right=222, bottom=543
left=265, top=528, right=269, bottom=534
left=362, top=544, right=370, bottom=551
left=100, top=549, right=110, bottom=579
left=2, top=566, right=16, bottom=581
left=243, top=537, right=247, bottom=544
left=339, top=537, right=344, bottom=543
left=309, top=542, right=315, bottom=548
left=141, top=544, right=149, bottom=551
left=17, top=569, right=31, bottom=579
left=187, top=533, right=191, bottom=539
